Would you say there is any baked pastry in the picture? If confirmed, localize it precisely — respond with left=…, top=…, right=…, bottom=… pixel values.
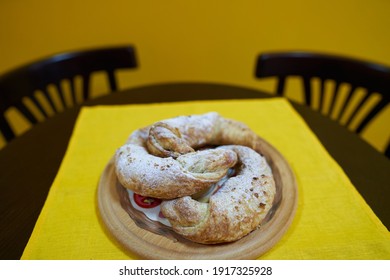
left=114, top=112, right=276, bottom=244
left=115, top=112, right=259, bottom=199
left=161, top=145, right=275, bottom=244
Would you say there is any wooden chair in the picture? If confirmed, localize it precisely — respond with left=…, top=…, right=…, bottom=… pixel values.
left=0, top=45, right=137, bottom=142
left=255, top=51, right=390, bottom=157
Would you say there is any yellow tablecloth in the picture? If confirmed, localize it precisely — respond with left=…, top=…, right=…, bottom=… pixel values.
left=21, top=98, right=390, bottom=259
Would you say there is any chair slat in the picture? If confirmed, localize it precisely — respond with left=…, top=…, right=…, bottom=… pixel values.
left=345, top=91, right=370, bottom=128
left=107, top=71, right=118, bottom=92
left=82, top=74, right=90, bottom=101
left=14, top=103, right=39, bottom=124
left=41, top=87, right=58, bottom=114
left=319, top=78, right=326, bottom=113
left=54, top=81, right=68, bottom=110
left=30, top=95, right=50, bottom=118
left=276, top=76, right=286, bottom=96
left=355, top=97, right=389, bottom=133
left=302, top=77, right=312, bottom=106
left=328, top=82, right=341, bottom=117
left=335, top=85, right=356, bottom=121
left=69, top=78, right=77, bottom=106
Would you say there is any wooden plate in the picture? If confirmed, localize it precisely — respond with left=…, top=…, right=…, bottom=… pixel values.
left=97, top=137, right=298, bottom=259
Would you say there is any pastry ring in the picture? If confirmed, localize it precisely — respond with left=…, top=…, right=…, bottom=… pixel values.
left=114, top=112, right=276, bottom=244
left=115, top=112, right=260, bottom=199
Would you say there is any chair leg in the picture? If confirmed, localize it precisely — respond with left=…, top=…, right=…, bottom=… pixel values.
left=276, top=76, right=286, bottom=96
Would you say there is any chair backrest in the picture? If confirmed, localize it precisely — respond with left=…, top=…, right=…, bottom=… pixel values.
left=255, top=52, right=390, bottom=133
left=0, top=45, right=137, bottom=142
left=255, top=51, right=390, bottom=157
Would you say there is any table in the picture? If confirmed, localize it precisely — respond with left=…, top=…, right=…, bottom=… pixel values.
left=1, top=82, right=389, bottom=260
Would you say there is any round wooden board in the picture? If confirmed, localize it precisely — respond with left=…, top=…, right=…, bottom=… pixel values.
left=98, top=137, right=298, bottom=259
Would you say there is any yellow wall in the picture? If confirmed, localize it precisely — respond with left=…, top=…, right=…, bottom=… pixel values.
left=1, top=0, right=389, bottom=152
